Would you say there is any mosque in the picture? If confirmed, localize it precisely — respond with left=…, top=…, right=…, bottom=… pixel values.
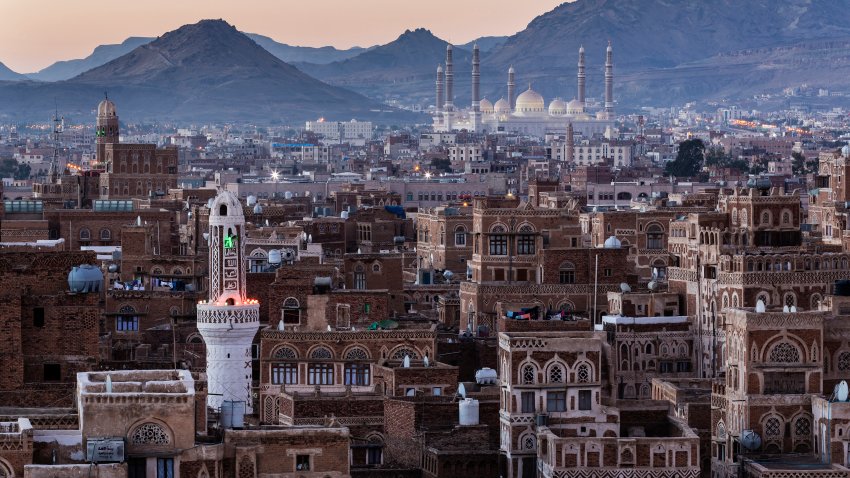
left=433, top=42, right=616, bottom=137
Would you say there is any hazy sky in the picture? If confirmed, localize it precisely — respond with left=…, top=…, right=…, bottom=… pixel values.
left=0, top=0, right=566, bottom=73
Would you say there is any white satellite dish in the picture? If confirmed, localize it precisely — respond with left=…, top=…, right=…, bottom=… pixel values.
left=838, top=380, right=849, bottom=402
left=740, top=430, right=762, bottom=451
left=423, top=356, right=430, bottom=367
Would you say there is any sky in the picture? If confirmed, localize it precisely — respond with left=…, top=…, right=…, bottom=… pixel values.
left=0, top=0, right=566, bottom=73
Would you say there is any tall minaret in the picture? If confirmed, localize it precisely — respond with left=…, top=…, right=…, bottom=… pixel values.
left=443, top=44, right=455, bottom=131
left=95, top=95, right=119, bottom=166
left=577, top=45, right=586, bottom=105
left=507, top=66, right=516, bottom=112
left=196, top=190, right=260, bottom=414
left=566, top=122, right=575, bottom=165
left=470, top=43, right=481, bottom=133
left=604, top=41, right=614, bottom=117
left=435, top=65, right=444, bottom=129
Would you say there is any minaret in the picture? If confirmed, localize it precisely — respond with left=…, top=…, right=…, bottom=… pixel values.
left=435, top=65, right=444, bottom=129
left=566, top=122, right=575, bottom=165
left=470, top=43, right=481, bottom=133
left=443, top=44, right=455, bottom=131
left=604, top=41, right=614, bottom=117
left=577, top=45, right=586, bottom=105
left=95, top=94, right=119, bottom=167
left=507, top=66, right=516, bottom=112
left=196, top=190, right=260, bottom=414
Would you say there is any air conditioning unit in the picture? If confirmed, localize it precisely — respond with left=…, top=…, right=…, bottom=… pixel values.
left=86, top=438, right=125, bottom=463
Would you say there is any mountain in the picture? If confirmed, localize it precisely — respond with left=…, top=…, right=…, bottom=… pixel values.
left=0, top=20, right=419, bottom=123
left=461, top=36, right=507, bottom=53
left=0, top=61, right=26, bottom=81
left=296, top=28, right=472, bottom=106
left=28, top=37, right=154, bottom=82
left=246, top=33, right=368, bottom=64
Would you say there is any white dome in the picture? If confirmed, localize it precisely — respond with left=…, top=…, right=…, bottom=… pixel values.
left=603, top=236, right=622, bottom=249
left=566, top=99, right=585, bottom=115
left=479, top=98, right=494, bottom=114
left=494, top=97, right=511, bottom=114
left=515, top=86, right=545, bottom=114
left=548, top=98, right=566, bottom=115
left=97, top=99, right=117, bottom=117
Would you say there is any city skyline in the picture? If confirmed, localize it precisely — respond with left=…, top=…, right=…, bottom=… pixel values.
left=0, top=0, right=565, bottom=73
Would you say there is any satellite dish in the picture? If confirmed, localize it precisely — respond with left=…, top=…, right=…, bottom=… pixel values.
left=443, top=270, right=454, bottom=280
left=620, top=282, right=631, bottom=293
left=740, top=430, right=762, bottom=451
left=839, top=380, right=849, bottom=402
left=282, top=249, right=295, bottom=261
left=284, top=191, right=293, bottom=200
left=755, top=300, right=766, bottom=313
left=457, top=383, right=467, bottom=398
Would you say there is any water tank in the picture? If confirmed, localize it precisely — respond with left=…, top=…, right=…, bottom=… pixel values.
left=282, top=249, right=295, bottom=261
left=107, top=264, right=119, bottom=273
left=253, top=203, right=263, bottom=214
left=231, top=401, right=246, bottom=428
left=284, top=191, right=293, bottom=200
left=475, top=368, right=498, bottom=385
left=341, top=211, right=349, bottom=219
left=268, top=249, right=282, bottom=264
left=836, top=280, right=850, bottom=296
left=68, top=265, right=104, bottom=293
left=246, top=195, right=257, bottom=206
left=740, top=430, right=762, bottom=451
left=220, top=400, right=233, bottom=428
left=459, top=398, right=480, bottom=426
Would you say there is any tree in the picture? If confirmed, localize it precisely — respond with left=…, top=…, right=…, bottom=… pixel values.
left=665, top=139, right=705, bottom=178
left=430, top=157, right=452, bottom=173
left=704, top=146, right=728, bottom=167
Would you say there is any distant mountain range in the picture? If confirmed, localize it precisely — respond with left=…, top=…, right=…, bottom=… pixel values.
left=27, top=37, right=154, bottom=82
left=0, top=20, right=418, bottom=123
left=0, top=61, right=26, bottom=81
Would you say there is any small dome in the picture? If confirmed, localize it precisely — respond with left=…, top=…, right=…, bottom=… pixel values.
left=508, top=65, right=515, bottom=74
left=437, top=64, right=443, bottom=73
left=548, top=98, right=566, bottom=115
left=209, top=190, right=245, bottom=221
left=494, top=97, right=511, bottom=114
left=479, top=98, right=494, bottom=114
left=567, top=99, right=585, bottom=115
left=515, top=86, right=545, bottom=114
left=68, top=264, right=104, bottom=293
left=603, top=236, right=622, bottom=249
left=97, top=99, right=117, bottom=117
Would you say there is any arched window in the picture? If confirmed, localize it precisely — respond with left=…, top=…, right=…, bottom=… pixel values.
left=273, top=346, right=297, bottom=359
left=548, top=364, right=564, bottom=383
left=764, top=416, right=783, bottom=440
left=117, top=305, right=139, bottom=332
left=454, top=225, right=467, bottom=246
left=100, top=228, right=111, bottom=240
left=838, top=352, right=850, bottom=371
left=782, top=211, right=791, bottom=225
left=130, top=422, right=170, bottom=445
left=646, top=224, right=663, bottom=250
left=391, top=347, right=419, bottom=360
left=761, top=210, right=771, bottom=226
left=784, top=293, right=796, bottom=307
left=282, top=297, right=300, bottom=325
left=769, top=342, right=800, bottom=363
left=520, top=432, right=536, bottom=451
left=344, top=347, right=369, bottom=361
left=310, top=346, right=333, bottom=360
left=576, top=363, right=591, bottom=383
left=522, top=364, right=536, bottom=384
left=558, top=261, right=576, bottom=284
left=794, top=415, right=811, bottom=440
left=372, top=263, right=381, bottom=273
left=79, top=228, right=91, bottom=240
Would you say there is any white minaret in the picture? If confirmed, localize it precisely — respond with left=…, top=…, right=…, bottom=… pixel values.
left=435, top=65, right=444, bottom=130
left=196, top=190, right=260, bottom=413
left=470, top=43, right=481, bottom=133
left=507, top=65, right=516, bottom=112
left=577, top=45, right=586, bottom=105
left=604, top=41, right=614, bottom=117
left=443, top=44, right=455, bottom=131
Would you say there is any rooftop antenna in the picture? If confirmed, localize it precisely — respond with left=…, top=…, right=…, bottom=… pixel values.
left=49, top=100, right=62, bottom=184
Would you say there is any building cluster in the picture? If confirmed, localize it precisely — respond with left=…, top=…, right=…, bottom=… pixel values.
left=2, top=89, right=850, bottom=478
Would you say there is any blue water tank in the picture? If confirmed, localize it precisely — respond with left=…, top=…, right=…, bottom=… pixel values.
left=68, top=265, right=103, bottom=293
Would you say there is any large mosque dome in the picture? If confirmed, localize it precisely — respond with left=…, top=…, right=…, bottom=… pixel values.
left=97, top=99, right=117, bottom=117
left=494, top=97, right=511, bottom=114
left=515, top=86, right=545, bottom=114
left=548, top=98, right=566, bottom=115
left=479, top=98, right=494, bottom=115
left=566, top=99, right=585, bottom=115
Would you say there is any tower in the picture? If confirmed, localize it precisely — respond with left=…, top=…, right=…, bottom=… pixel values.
left=566, top=122, right=575, bottom=165
left=196, top=190, right=260, bottom=413
left=95, top=95, right=119, bottom=166
left=507, top=66, right=516, bottom=112
left=443, top=44, right=455, bottom=131
left=435, top=65, right=444, bottom=129
left=470, top=43, right=481, bottom=133
left=604, top=41, right=614, bottom=117
left=577, top=45, right=586, bottom=105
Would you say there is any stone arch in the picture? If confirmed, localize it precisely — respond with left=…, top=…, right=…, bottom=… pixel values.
left=544, top=358, right=567, bottom=384
left=272, top=345, right=298, bottom=359
left=343, top=345, right=370, bottom=361
left=389, top=346, right=420, bottom=360
left=520, top=361, right=538, bottom=384
left=308, top=345, right=334, bottom=360
left=127, top=419, right=173, bottom=447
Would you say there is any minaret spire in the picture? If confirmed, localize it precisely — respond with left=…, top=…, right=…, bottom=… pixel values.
left=471, top=43, right=481, bottom=132
left=507, top=65, right=516, bottom=112
left=604, top=40, right=614, bottom=117
left=443, top=44, right=455, bottom=130
left=435, top=64, right=444, bottom=127
left=577, top=45, right=586, bottom=105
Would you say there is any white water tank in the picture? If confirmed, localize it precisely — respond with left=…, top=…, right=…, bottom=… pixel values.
left=475, top=368, right=498, bottom=385
left=268, top=249, right=282, bottom=264
left=221, top=400, right=233, bottom=428
left=459, top=398, right=480, bottom=426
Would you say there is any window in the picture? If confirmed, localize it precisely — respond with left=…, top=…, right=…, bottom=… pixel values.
left=295, top=455, right=311, bottom=471
left=433, top=387, right=442, bottom=396
left=676, top=361, right=691, bottom=373
left=489, top=234, right=508, bottom=255
left=354, top=271, right=367, bottom=290
left=271, top=363, right=298, bottom=384
left=578, top=390, right=592, bottom=410
left=117, top=305, right=139, bottom=332
left=769, top=342, right=800, bottom=363
left=576, top=364, right=590, bottom=383
left=517, top=234, right=535, bottom=255
left=367, top=446, right=382, bottom=465
left=521, top=392, right=535, bottom=413
left=79, top=228, right=91, bottom=240
left=344, top=363, right=370, bottom=386
left=522, top=365, right=536, bottom=384
left=455, top=230, right=466, bottom=246
left=604, top=268, right=612, bottom=277
left=547, top=391, right=566, bottom=412
left=646, top=224, right=663, bottom=250
left=43, top=363, right=61, bottom=381
left=100, top=228, right=112, bottom=240
left=659, top=361, right=673, bottom=373
left=559, top=262, right=575, bottom=284
left=282, top=297, right=300, bottom=324
left=308, top=364, right=334, bottom=385
left=364, top=303, right=371, bottom=314
left=157, top=458, right=174, bottom=478
left=549, top=365, right=564, bottom=383
left=33, top=307, right=44, bottom=327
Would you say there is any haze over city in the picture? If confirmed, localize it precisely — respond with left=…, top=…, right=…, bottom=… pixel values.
left=3, top=2, right=850, bottom=478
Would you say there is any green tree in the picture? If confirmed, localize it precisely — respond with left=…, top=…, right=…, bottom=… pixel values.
left=791, top=151, right=807, bottom=175
left=704, top=146, right=728, bottom=166
left=430, top=157, right=452, bottom=173
left=665, top=139, right=706, bottom=178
